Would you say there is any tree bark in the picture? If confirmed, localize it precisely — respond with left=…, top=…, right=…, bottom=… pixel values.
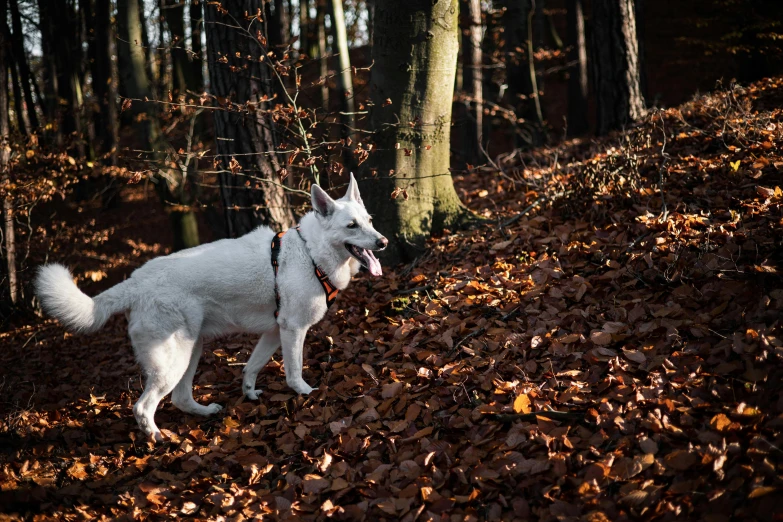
left=329, top=0, right=354, bottom=125
left=591, top=0, right=645, bottom=135
left=299, top=0, right=309, bottom=54
left=37, top=0, right=61, bottom=143
left=566, top=0, right=588, bottom=136
left=92, top=0, right=119, bottom=164
left=9, top=0, right=39, bottom=131
left=119, top=0, right=201, bottom=249
left=329, top=0, right=355, bottom=169
left=316, top=0, right=328, bottom=109
left=272, top=0, right=290, bottom=47
left=163, top=0, right=198, bottom=95
left=189, top=0, right=205, bottom=91
left=461, top=0, right=483, bottom=163
left=204, top=0, right=295, bottom=235
left=503, top=0, right=544, bottom=146
left=39, top=0, right=85, bottom=156
left=363, top=0, right=467, bottom=263
left=8, top=50, right=30, bottom=135
left=0, top=2, right=18, bottom=306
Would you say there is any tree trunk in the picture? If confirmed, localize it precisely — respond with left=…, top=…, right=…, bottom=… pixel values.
left=503, top=0, right=544, bottom=146
left=8, top=52, right=30, bottom=135
left=272, top=0, right=290, bottom=47
left=204, top=0, right=295, bottom=236
left=316, top=0, right=328, bottom=109
left=591, top=0, right=645, bottom=135
left=92, top=0, right=118, bottom=164
left=299, top=0, right=309, bottom=54
left=37, top=0, right=61, bottom=143
left=329, top=0, right=354, bottom=124
left=0, top=2, right=18, bottom=306
left=461, top=0, right=483, bottom=164
left=162, top=0, right=197, bottom=95
left=363, top=0, right=467, bottom=264
left=118, top=0, right=201, bottom=249
left=39, top=0, right=85, bottom=156
left=566, top=0, right=588, bottom=136
left=189, top=0, right=205, bottom=91
left=9, top=0, right=39, bottom=131
left=329, top=0, right=355, bottom=169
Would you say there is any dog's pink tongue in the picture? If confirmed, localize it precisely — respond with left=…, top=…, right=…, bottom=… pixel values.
left=365, top=249, right=382, bottom=276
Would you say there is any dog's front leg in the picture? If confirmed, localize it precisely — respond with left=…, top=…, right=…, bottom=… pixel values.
left=280, top=326, right=315, bottom=395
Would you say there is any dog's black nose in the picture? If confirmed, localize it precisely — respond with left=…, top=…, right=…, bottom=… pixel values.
left=377, top=237, right=388, bottom=249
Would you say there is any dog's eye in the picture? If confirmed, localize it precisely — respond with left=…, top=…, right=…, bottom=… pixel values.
left=368, top=217, right=373, bottom=224
left=347, top=222, right=357, bottom=228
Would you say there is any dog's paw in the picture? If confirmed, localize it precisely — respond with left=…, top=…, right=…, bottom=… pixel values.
left=204, top=403, right=223, bottom=415
left=245, top=388, right=262, bottom=401
left=289, top=381, right=315, bottom=395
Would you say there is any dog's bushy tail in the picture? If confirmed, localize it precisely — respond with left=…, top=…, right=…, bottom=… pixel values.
left=35, top=264, right=131, bottom=333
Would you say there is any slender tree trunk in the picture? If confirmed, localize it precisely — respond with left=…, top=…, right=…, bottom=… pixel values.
left=205, top=0, right=295, bottom=235
left=635, top=0, right=648, bottom=103
left=566, top=0, right=588, bottom=136
left=461, top=0, right=483, bottom=163
left=367, top=0, right=374, bottom=45
left=92, top=0, right=119, bottom=164
left=272, top=0, right=290, bottom=47
left=119, top=0, right=201, bottom=249
left=591, top=0, right=645, bottom=135
left=189, top=0, right=205, bottom=90
left=504, top=0, right=544, bottom=146
left=8, top=55, right=30, bottom=135
left=329, top=0, right=355, bottom=169
left=0, top=2, right=18, bottom=306
left=363, top=0, right=467, bottom=263
left=38, top=0, right=61, bottom=143
left=163, top=0, right=198, bottom=95
left=9, top=0, right=39, bottom=131
left=316, top=0, right=329, bottom=110
left=329, top=0, right=354, bottom=124
left=299, top=0, right=309, bottom=54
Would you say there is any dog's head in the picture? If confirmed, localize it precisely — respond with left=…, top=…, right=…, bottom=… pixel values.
left=310, top=173, right=387, bottom=276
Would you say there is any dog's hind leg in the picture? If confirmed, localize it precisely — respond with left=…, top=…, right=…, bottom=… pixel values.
left=171, top=338, right=223, bottom=416
left=131, top=328, right=197, bottom=442
left=242, top=328, right=280, bottom=400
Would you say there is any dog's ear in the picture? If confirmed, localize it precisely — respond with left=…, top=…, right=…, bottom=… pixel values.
left=344, top=172, right=363, bottom=204
left=311, top=183, right=336, bottom=217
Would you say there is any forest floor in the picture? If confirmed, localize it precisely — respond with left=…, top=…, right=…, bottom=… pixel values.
left=2, top=78, right=783, bottom=522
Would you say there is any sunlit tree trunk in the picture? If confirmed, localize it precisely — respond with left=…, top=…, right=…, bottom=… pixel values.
left=0, top=3, right=18, bottom=306
left=329, top=0, right=355, bottom=170
left=205, top=0, right=295, bottom=235
left=316, top=0, right=328, bottom=109
left=362, top=0, right=467, bottom=263
left=566, top=0, right=588, bottom=136
left=461, top=0, right=483, bottom=163
left=591, top=0, right=645, bottom=135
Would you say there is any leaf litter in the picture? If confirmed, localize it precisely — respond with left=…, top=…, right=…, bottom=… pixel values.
left=2, top=79, right=783, bottom=520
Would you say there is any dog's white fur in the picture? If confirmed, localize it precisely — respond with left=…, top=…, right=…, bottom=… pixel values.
left=35, top=174, right=386, bottom=441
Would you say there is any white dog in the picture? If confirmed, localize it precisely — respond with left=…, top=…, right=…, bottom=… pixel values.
left=35, top=174, right=386, bottom=441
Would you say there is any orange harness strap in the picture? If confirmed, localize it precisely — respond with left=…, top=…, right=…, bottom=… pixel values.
left=270, top=227, right=339, bottom=320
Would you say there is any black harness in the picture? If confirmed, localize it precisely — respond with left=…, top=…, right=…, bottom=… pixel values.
left=270, top=226, right=339, bottom=319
